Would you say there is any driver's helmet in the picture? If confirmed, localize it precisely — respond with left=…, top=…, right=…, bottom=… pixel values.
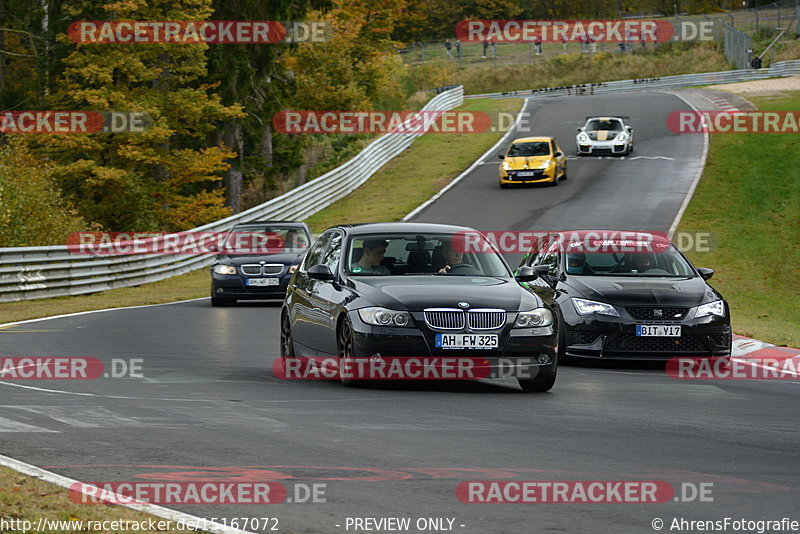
left=631, top=253, right=655, bottom=272
left=566, top=253, right=586, bottom=274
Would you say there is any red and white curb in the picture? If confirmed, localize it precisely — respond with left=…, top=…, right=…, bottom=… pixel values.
left=0, top=453, right=256, bottom=534
left=732, top=335, right=800, bottom=378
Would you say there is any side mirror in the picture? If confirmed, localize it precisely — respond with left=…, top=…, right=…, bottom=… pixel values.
left=308, top=264, right=334, bottom=280
left=697, top=267, right=714, bottom=280
left=515, top=266, right=538, bottom=282
left=497, top=154, right=505, bottom=159
left=554, top=151, right=562, bottom=157
left=577, top=127, right=583, bottom=131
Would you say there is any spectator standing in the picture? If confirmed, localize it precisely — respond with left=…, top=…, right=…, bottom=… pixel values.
left=482, top=38, right=489, bottom=58
left=444, top=38, right=453, bottom=59
left=533, top=32, right=542, bottom=55
left=455, top=39, right=462, bottom=60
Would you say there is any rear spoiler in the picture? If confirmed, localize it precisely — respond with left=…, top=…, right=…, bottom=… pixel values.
left=584, top=115, right=630, bottom=120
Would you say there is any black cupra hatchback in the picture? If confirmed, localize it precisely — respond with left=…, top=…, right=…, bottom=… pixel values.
left=515, top=230, right=732, bottom=362
left=280, top=223, right=559, bottom=391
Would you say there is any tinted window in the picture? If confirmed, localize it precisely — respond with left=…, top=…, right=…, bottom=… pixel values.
left=301, top=232, right=331, bottom=272
left=319, top=231, right=343, bottom=271
left=346, top=233, right=510, bottom=277
left=507, top=142, right=550, bottom=157
left=586, top=119, right=623, bottom=132
left=223, top=226, right=310, bottom=254
left=566, top=247, right=695, bottom=277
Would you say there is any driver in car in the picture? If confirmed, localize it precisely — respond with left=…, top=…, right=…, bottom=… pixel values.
left=438, top=241, right=465, bottom=273
left=352, top=239, right=391, bottom=275
left=631, top=252, right=656, bottom=272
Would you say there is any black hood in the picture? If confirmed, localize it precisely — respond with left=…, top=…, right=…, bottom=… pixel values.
left=565, top=276, right=720, bottom=307
left=216, top=252, right=304, bottom=266
left=352, top=276, right=541, bottom=312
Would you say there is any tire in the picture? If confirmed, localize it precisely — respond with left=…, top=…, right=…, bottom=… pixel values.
left=211, top=295, right=233, bottom=306
left=500, top=182, right=510, bottom=189
left=561, top=167, right=567, bottom=180
left=337, top=316, right=358, bottom=387
left=551, top=174, right=559, bottom=187
left=279, top=310, right=295, bottom=372
left=517, top=366, right=557, bottom=392
left=557, top=326, right=576, bottom=365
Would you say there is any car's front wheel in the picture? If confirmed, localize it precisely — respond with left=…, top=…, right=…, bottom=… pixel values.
left=517, top=366, right=557, bottom=392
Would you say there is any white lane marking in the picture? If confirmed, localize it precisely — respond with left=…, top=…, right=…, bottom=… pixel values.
left=403, top=99, right=528, bottom=220
left=662, top=91, right=710, bottom=239
left=0, top=380, right=215, bottom=401
left=0, top=416, right=58, bottom=433
left=0, top=297, right=209, bottom=329
left=0, top=454, right=255, bottom=534
left=4, top=406, right=143, bottom=428
left=628, top=156, right=674, bottom=160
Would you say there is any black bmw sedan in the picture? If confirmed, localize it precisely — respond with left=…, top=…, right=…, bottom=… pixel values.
left=516, top=230, right=732, bottom=362
left=210, top=221, right=311, bottom=306
left=280, top=223, right=559, bottom=392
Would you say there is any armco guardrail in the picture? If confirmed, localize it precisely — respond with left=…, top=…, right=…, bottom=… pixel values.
left=0, top=86, right=464, bottom=303
left=464, top=59, right=800, bottom=100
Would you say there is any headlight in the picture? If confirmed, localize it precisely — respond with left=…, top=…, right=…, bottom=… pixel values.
left=514, top=308, right=554, bottom=328
left=696, top=300, right=725, bottom=318
left=616, top=132, right=627, bottom=141
left=578, top=133, right=588, bottom=142
left=289, top=264, right=299, bottom=274
left=537, top=159, right=552, bottom=169
left=358, top=307, right=412, bottom=327
left=572, top=298, right=620, bottom=317
left=501, top=161, right=511, bottom=170
left=213, top=264, right=237, bottom=275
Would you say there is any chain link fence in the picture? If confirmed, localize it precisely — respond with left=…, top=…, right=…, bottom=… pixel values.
left=401, top=1, right=799, bottom=70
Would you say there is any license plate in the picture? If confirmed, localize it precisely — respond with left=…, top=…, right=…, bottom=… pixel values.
left=246, top=278, right=279, bottom=287
left=636, top=325, right=681, bottom=337
left=435, top=333, right=498, bottom=349
left=517, top=171, right=535, bottom=177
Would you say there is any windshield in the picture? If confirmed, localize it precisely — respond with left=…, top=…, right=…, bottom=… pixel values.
left=347, top=233, right=510, bottom=277
left=565, top=247, right=695, bottom=277
left=586, top=119, right=623, bottom=132
left=222, top=226, right=310, bottom=254
left=506, top=142, right=550, bottom=157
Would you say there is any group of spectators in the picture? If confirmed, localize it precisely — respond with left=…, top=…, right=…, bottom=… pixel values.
left=438, top=31, right=648, bottom=61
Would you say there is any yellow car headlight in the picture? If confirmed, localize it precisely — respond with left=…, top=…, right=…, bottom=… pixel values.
left=537, top=160, right=552, bottom=169
left=501, top=161, right=511, bottom=170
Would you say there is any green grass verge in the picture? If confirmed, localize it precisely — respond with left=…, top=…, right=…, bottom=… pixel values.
left=0, top=466, right=198, bottom=533
left=0, top=98, right=521, bottom=325
left=304, top=98, right=522, bottom=232
left=677, top=90, right=800, bottom=347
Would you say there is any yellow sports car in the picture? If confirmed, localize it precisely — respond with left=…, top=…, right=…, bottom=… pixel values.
left=498, top=137, right=567, bottom=188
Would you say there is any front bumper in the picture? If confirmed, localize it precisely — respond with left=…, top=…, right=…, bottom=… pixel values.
left=576, top=139, right=629, bottom=155
left=499, top=166, right=557, bottom=185
left=562, top=307, right=732, bottom=361
left=348, top=310, right=558, bottom=379
left=211, top=272, right=292, bottom=299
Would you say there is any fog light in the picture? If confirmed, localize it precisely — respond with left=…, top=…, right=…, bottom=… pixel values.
left=537, top=354, right=552, bottom=364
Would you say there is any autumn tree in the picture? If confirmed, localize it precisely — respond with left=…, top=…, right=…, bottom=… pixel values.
left=19, top=0, right=244, bottom=232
